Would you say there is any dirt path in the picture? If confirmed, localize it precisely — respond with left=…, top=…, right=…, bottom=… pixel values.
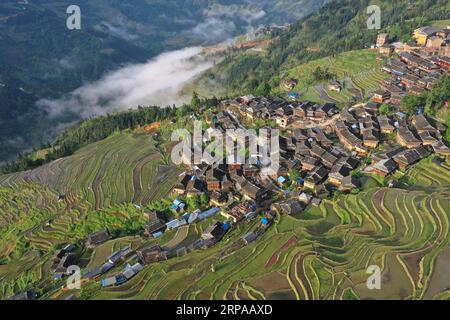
left=315, top=84, right=336, bottom=103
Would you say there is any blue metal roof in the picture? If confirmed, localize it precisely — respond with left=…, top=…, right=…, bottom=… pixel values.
left=278, top=176, right=287, bottom=183
left=152, top=231, right=163, bottom=238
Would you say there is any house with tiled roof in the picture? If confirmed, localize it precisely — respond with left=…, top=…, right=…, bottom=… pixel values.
left=431, top=141, right=450, bottom=156
left=413, top=26, right=443, bottom=45
left=418, top=131, right=438, bottom=145
left=301, top=156, right=321, bottom=172
left=393, top=146, right=431, bottom=169
left=373, top=159, right=398, bottom=177
left=412, top=114, right=438, bottom=134
left=339, top=176, right=360, bottom=193
left=304, top=166, right=329, bottom=191
left=396, top=127, right=422, bottom=148
left=377, top=115, right=395, bottom=134
left=328, top=163, right=352, bottom=186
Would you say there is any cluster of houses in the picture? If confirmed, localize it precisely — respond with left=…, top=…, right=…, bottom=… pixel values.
left=173, top=100, right=364, bottom=219
left=44, top=99, right=446, bottom=295
left=175, top=87, right=450, bottom=216
left=174, top=164, right=271, bottom=207
left=84, top=243, right=134, bottom=281
left=378, top=26, right=450, bottom=57
left=219, top=96, right=339, bottom=128
left=370, top=113, right=449, bottom=177
left=376, top=26, right=449, bottom=106
left=144, top=203, right=224, bottom=237
left=50, top=183, right=277, bottom=291
left=101, top=261, right=143, bottom=288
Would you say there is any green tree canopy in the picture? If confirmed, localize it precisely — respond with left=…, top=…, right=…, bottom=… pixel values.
left=424, top=75, right=450, bottom=115
left=379, top=104, right=390, bottom=115
left=255, top=81, right=272, bottom=96
left=401, top=95, right=424, bottom=114
left=191, top=91, right=201, bottom=109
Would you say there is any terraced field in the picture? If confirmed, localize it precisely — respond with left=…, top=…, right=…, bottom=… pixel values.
left=0, top=123, right=185, bottom=299
left=0, top=119, right=449, bottom=300
left=0, top=128, right=182, bottom=208
left=73, top=159, right=450, bottom=300
left=284, top=49, right=388, bottom=104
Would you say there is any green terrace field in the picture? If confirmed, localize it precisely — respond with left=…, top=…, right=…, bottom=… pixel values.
left=73, top=157, right=450, bottom=300
left=283, top=49, right=388, bottom=104
left=0, top=112, right=449, bottom=299
left=4, top=157, right=444, bottom=300
left=0, top=117, right=189, bottom=298
left=0, top=120, right=184, bottom=209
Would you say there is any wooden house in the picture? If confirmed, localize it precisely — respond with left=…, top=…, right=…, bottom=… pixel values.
left=85, top=230, right=111, bottom=249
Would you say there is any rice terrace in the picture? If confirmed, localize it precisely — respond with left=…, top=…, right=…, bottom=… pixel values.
left=1, top=115, right=450, bottom=300
left=0, top=0, right=450, bottom=304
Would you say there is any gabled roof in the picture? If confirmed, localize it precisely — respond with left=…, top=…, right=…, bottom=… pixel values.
left=186, top=179, right=205, bottom=193
left=302, top=156, right=320, bottom=166
left=321, top=152, right=338, bottom=167
left=412, top=114, right=436, bottom=132
left=393, top=149, right=421, bottom=165
left=243, top=232, right=257, bottom=243
left=397, top=127, right=421, bottom=144
left=330, top=163, right=351, bottom=178
left=338, top=157, right=360, bottom=169
left=87, top=230, right=111, bottom=246
left=374, top=159, right=398, bottom=173
left=415, top=26, right=442, bottom=36
left=413, top=146, right=431, bottom=158
left=310, top=145, right=327, bottom=158
left=340, top=176, right=359, bottom=190
left=306, top=166, right=329, bottom=184
left=241, top=181, right=264, bottom=199
left=295, top=140, right=311, bottom=155
left=293, top=129, right=308, bottom=140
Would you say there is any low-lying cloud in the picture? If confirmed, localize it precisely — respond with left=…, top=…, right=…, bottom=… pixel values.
left=94, top=21, right=139, bottom=42
left=189, top=17, right=237, bottom=43
left=185, top=3, right=267, bottom=44
left=37, top=47, right=213, bottom=119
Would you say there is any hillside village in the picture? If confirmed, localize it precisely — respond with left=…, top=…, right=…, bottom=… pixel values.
left=7, top=24, right=450, bottom=300
left=377, top=25, right=450, bottom=105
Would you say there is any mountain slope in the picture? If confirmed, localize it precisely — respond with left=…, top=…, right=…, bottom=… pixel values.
left=199, top=0, right=450, bottom=95
left=0, top=0, right=331, bottom=162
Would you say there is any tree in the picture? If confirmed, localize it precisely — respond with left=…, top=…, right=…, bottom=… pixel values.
left=289, top=169, right=301, bottom=182
left=199, top=193, right=209, bottom=208
left=255, top=81, right=271, bottom=96
left=423, top=74, right=450, bottom=114
left=400, top=95, right=423, bottom=114
left=445, top=113, right=450, bottom=144
left=379, top=103, right=390, bottom=115
left=311, top=66, right=335, bottom=82
left=191, top=91, right=201, bottom=109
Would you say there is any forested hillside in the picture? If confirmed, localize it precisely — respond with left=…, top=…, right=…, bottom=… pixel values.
left=0, top=95, right=219, bottom=174
left=0, top=0, right=330, bottom=162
